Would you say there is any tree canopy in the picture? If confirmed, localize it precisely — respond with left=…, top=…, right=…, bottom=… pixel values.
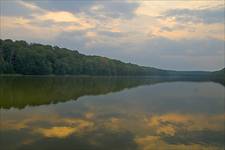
left=0, top=39, right=166, bottom=75
left=0, top=39, right=224, bottom=77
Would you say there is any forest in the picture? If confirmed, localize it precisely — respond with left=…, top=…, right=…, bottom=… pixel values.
left=0, top=39, right=224, bottom=77
left=0, top=39, right=168, bottom=75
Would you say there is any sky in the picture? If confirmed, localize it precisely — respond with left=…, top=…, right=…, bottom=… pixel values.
left=0, top=0, right=224, bottom=71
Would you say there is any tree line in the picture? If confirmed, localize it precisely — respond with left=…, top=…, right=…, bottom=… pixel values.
left=0, top=39, right=166, bottom=75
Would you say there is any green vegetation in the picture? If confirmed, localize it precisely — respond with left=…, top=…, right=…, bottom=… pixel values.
left=0, top=39, right=166, bottom=75
left=0, top=39, right=224, bottom=77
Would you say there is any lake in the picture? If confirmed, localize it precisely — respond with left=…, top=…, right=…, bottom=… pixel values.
left=0, top=76, right=224, bottom=150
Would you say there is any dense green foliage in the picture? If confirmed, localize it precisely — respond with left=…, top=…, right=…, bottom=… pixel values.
left=0, top=39, right=166, bottom=75
left=1, top=39, right=224, bottom=76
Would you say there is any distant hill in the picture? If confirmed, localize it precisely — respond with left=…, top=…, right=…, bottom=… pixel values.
left=0, top=39, right=167, bottom=75
left=210, top=68, right=225, bottom=84
left=0, top=39, right=224, bottom=77
left=211, top=68, right=225, bottom=76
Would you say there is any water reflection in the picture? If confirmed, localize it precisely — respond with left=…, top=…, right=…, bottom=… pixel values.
left=0, top=76, right=224, bottom=150
left=0, top=76, right=224, bottom=109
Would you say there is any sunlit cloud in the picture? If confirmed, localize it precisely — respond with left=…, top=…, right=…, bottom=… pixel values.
left=1, top=16, right=61, bottom=40
left=1, top=114, right=94, bottom=134
left=134, top=135, right=221, bottom=150
left=1, top=106, right=224, bottom=149
left=0, top=115, right=53, bottom=130
left=1, top=16, right=30, bottom=27
left=1, top=0, right=96, bottom=41
left=146, top=113, right=225, bottom=135
left=36, top=11, right=80, bottom=23
left=34, top=119, right=95, bottom=138
left=35, top=127, right=77, bottom=138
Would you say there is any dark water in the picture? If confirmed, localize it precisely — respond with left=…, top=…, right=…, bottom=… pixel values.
left=0, top=76, right=224, bottom=150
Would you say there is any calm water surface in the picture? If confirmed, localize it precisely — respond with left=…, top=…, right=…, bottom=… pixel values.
left=0, top=76, right=224, bottom=150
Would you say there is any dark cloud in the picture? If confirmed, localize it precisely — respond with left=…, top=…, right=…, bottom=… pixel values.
left=93, top=1, right=139, bottom=19
left=32, top=0, right=139, bottom=19
left=1, top=0, right=138, bottom=20
left=29, top=0, right=96, bottom=13
left=163, top=6, right=225, bottom=24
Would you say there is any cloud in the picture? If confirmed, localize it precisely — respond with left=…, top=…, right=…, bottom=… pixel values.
left=163, top=6, right=225, bottom=24
left=0, top=16, right=61, bottom=40
left=134, top=135, right=221, bottom=150
left=31, top=0, right=139, bottom=19
left=18, top=0, right=44, bottom=12
left=32, top=11, right=96, bottom=30
left=35, top=127, right=78, bottom=138
left=147, top=113, right=225, bottom=134
left=89, top=1, right=139, bottom=19
left=1, top=0, right=96, bottom=41
left=34, top=118, right=94, bottom=138
left=30, top=0, right=96, bottom=14
left=36, top=11, right=80, bottom=23
left=20, top=1, right=96, bottom=30
left=135, top=1, right=224, bottom=17
left=98, top=31, right=125, bottom=38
